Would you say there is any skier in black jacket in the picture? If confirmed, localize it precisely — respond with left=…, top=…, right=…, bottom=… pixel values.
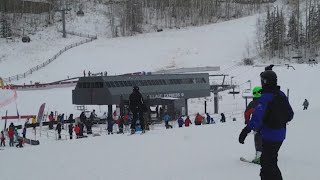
left=56, top=122, right=62, bottom=140
left=68, top=123, right=74, bottom=139
left=129, top=86, right=146, bottom=134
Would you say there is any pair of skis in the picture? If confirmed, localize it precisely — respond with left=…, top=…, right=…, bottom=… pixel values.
left=240, top=157, right=260, bottom=165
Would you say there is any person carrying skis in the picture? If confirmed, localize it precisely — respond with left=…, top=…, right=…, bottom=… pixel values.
left=129, top=86, right=147, bottom=134
left=184, top=116, right=192, bottom=127
left=177, top=116, right=184, bottom=128
left=239, top=70, right=294, bottom=180
left=69, top=123, right=74, bottom=139
left=303, top=99, right=309, bottom=110
left=56, top=122, right=62, bottom=140
left=0, top=131, right=5, bottom=147
left=244, top=86, right=263, bottom=164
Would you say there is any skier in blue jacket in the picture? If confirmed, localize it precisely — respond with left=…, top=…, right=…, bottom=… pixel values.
left=177, top=116, right=184, bottom=127
left=163, top=114, right=173, bottom=129
left=239, top=70, right=294, bottom=180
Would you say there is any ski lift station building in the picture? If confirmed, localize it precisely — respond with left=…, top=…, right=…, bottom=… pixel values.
left=72, top=73, right=211, bottom=116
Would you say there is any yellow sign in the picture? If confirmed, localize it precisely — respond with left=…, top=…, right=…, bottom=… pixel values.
left=0, top=78, right=4, bottom=89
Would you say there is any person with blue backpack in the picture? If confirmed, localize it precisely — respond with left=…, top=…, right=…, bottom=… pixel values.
left=239, top=69, right=294, bottom=180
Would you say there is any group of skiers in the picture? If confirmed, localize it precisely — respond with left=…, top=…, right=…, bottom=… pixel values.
left=0, top=123, right=25, bottom=148
left=163, top=112, right=227, bottom=129
left=239, top=65, right=294, bottom=180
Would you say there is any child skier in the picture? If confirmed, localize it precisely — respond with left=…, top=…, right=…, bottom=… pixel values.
left=0, top=131, right=5, bottom=147
left=244, top=86, right=263, bottom=164
left=177, top=116, right=184, bottom=128
left=184, top=116, right=192, bottom=127
left=74, top=124, right=80, bottom=139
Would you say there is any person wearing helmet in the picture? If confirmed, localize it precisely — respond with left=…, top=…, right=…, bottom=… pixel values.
left=129, top=86, right=146, bottom=134
left=239, top=69, right=294, bottom=180
left=244, top=86, right=263, bottom=164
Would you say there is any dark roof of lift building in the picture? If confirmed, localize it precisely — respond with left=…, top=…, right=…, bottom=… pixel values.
left=72, top=73, right=211, bottom=105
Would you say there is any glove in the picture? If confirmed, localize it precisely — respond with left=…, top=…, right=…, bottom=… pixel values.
left=239, top=127, right=251, bottom=144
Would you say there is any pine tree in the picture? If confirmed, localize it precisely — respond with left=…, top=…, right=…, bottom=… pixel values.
left=287, top=13, right=299, bottom=48
left=309, top=6, right=320, bottom=47
left=0, top=18, right=12, bottom=38
left=264, top=10, right=273, bottom=56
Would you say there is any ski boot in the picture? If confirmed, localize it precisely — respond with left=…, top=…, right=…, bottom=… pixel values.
left=130, top=129, right=135, bottom=135
left=252, top=157, right=260, bottom=164
left=252, top=151, right=261, bottom=165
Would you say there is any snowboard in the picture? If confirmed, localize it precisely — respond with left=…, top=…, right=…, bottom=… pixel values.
left=240, top=157, right=260, bottom=165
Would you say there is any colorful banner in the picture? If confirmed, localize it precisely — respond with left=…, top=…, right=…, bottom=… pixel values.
left=36, top=103, right=46, bottom=123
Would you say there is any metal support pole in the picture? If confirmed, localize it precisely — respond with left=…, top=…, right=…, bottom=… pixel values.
left=184, top=99, right=188, bottom=116
left=246, top=98, right=248, bottom=108
left=204, top=101, right=207, bottom=114
left=108, top=105, right=113, bottom=120
left=120, top=95, right=124, bottom=116
left=213, top=86, right=219, bottom=114
left=214, top=93, right=218, bottom=114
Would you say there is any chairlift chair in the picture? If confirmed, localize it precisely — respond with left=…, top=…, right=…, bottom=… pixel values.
left=228, top=86, right=240, bottom=95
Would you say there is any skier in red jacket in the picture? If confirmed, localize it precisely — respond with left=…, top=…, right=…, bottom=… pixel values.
left=74, top=125, right=80, bottom=139
left=184, top=116, right=192, bottom=127
left=8, top=128, right=14, bottom=147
